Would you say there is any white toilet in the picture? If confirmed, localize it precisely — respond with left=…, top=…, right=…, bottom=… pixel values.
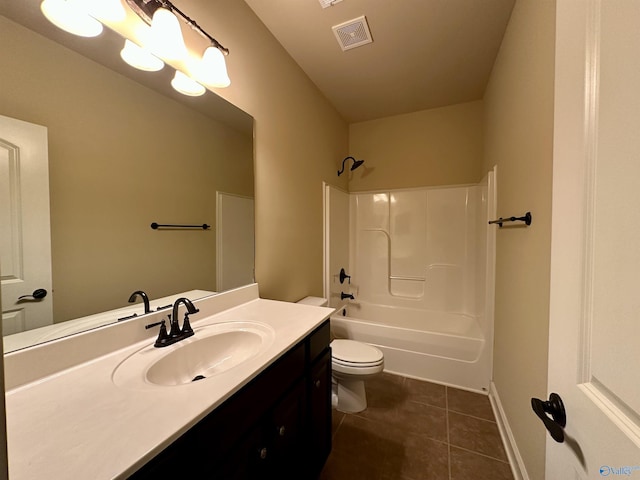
left=330, top=338, right=384, bottom=413
left=296, top=296, right=384, bottom=413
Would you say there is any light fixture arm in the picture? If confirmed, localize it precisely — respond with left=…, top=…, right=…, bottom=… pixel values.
left=125, top=0, right=229, bottom=55
left=162, top=0, right=229, bottom=55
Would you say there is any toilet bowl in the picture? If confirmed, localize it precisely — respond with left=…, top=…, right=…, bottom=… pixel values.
left=331, top=339, right=384, bottom=413
left=296, top=296, right=385, bottom=413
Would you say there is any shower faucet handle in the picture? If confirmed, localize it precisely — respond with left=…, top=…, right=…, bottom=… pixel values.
left=339, top=268, right=351, bottom=284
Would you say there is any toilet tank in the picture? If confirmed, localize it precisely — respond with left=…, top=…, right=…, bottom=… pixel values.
left=296, top=296, right=328, bottom=307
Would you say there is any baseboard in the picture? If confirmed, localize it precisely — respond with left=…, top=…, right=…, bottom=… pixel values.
left=489, top=381, right=529, bottom=480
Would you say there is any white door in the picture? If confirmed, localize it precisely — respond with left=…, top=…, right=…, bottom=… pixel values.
left=547, top=0, right=640, bottom=478
left=0, top=115, right=53, bottom=334
left=216, top=192, right=255, bottom=291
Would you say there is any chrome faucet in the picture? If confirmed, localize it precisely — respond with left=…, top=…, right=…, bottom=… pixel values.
left=128, top=290, right=151, bottom=314
left=147, top=297, right=200, bottom=348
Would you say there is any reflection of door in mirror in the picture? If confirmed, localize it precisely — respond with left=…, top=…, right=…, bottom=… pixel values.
left=216, top=192, right=255, bottom=291
left=0, top=114, right=53, bottom=334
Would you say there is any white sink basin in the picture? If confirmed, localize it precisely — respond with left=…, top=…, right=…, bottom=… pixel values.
left=112, top=321, right=275, bottom=389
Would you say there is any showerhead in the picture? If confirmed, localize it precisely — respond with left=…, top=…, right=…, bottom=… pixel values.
left=351, top=159, right=365, bottom=171
left=337, top=156, right=365, bottom=176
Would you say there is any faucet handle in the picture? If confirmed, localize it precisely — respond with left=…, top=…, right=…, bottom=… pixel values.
left=145, top=320, right=172, bottom=348
left=181, top=313, right=195, bottom=338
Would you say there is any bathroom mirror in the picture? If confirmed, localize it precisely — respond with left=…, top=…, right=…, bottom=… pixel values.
left=0, top=2, right=254, bottom=353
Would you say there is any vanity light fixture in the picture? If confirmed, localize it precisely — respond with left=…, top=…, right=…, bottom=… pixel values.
left=195, top=46, right=231, bottom=88
left=145, top=6, right=187, bottom=61
left=171, top=70, right=206, bottom=97
left=120, top=39, right=164, bottom=72
left=87, top=0, right=127, bottom=23
left=125, top=0, right=230, bottom=84
left=40, top=0, right=231, bottom=97
left=40, top=0, right=103, bottom=37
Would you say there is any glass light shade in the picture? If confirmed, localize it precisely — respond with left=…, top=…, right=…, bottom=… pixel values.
left=147, top=8, right=187, bottom=61
left=195, top=46, right=231, bottom=88
left=120, top=40, right=164, bottom=72
left=86, top=0, right=126, bottom=23
left=171, top=71, right=205, bottom=97
left=40, top=0, right=103, bottom=37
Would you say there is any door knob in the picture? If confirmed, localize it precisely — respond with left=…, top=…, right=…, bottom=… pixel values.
left=18, top=288, right=48, bottom=301
left=531, top=392, right=566, bottom=443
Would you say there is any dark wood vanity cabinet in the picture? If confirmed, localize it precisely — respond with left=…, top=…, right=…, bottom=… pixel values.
left=129, top=319, right=332, bottom=480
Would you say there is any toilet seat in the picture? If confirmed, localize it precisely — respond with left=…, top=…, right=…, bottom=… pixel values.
left=332, top=358, right=384, bottom=368
left=331, top=339, right=384, bottom=364
left=331, top=339, right=384, bottom=376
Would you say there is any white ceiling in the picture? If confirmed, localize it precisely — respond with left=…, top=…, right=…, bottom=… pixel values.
left=244, top=0, right=515, bottom=123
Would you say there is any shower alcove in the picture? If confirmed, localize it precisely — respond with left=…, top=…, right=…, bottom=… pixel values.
left=323, top=168, right=496, bottom=392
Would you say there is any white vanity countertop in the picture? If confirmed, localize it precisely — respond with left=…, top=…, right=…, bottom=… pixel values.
left=4, top=290, right=333, bottom=479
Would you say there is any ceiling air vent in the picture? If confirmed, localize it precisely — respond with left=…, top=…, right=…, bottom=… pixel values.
left=332, top=16, right=373, bottom=51
left=318, top=0, right=343, bottom=8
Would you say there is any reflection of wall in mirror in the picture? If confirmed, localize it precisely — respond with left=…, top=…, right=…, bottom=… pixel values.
left=0, top=16, right=254, bottom=325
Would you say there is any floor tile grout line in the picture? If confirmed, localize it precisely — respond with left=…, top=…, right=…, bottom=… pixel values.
left=449, top=444, right=511, bottom=464
left=447, top=409, right=498, bottom=424
left=406, top=398, right=449, bottom=411
left=332, top=412, right=346, bottom=441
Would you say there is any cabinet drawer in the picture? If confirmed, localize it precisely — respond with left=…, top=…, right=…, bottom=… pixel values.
left=308, top=319, right=330, bottom=363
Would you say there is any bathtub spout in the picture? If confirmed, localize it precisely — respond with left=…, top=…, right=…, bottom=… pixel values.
left=341, top=292, right=355, bottom=300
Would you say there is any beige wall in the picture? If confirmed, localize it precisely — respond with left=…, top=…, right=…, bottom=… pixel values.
left=191, top=1, right=349, bottom=301
left=0, top=17, right=253, bottom=321
left=348, top=100, right=484, bottom=191
left=482, top=0, right=556, bottom=478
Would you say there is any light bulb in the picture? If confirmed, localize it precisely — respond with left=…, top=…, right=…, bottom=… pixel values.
left=146, top=8, right=187, bottom=61
left=195, top=46, right=231, bottom=88
left=86, top=0, right=126, bottom=23
left=171, top=71, right=205, bottom=97
left=120, top=40, right=164, bottom=72
left=40, top=0, right=103, bottom=37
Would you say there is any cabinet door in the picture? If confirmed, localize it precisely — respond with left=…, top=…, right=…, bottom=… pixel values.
left=268, top=380, right=306, bottom=478
left=215, top=424, right=266, bottom=479
left=308, top=349, right=332, bottom=475
left=216, top=381, right=306, bottom=480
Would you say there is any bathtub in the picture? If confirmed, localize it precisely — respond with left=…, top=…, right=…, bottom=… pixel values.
left=330, top=302, right=492, bottom=393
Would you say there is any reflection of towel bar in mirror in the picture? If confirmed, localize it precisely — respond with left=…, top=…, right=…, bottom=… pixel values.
left=151, top=223, right=211, bottom=230
left=488, top=212, right=532, bottom=228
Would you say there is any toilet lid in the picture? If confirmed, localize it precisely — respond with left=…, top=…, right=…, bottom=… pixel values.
left=331, top=339, right=384, bottom=364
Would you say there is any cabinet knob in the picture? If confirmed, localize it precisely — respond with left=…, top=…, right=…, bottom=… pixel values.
left=259, top=447, right=268, bottom=460
left=278, top=425, right=286, bottom=437
left=315, top=379, right=321, bottom=388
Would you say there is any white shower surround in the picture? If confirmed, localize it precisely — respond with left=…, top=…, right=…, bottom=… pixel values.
left=324, top=171, right=496, bottom=392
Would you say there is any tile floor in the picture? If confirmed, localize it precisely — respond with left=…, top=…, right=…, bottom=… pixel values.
left=319, top=373, right=514, bottom=480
